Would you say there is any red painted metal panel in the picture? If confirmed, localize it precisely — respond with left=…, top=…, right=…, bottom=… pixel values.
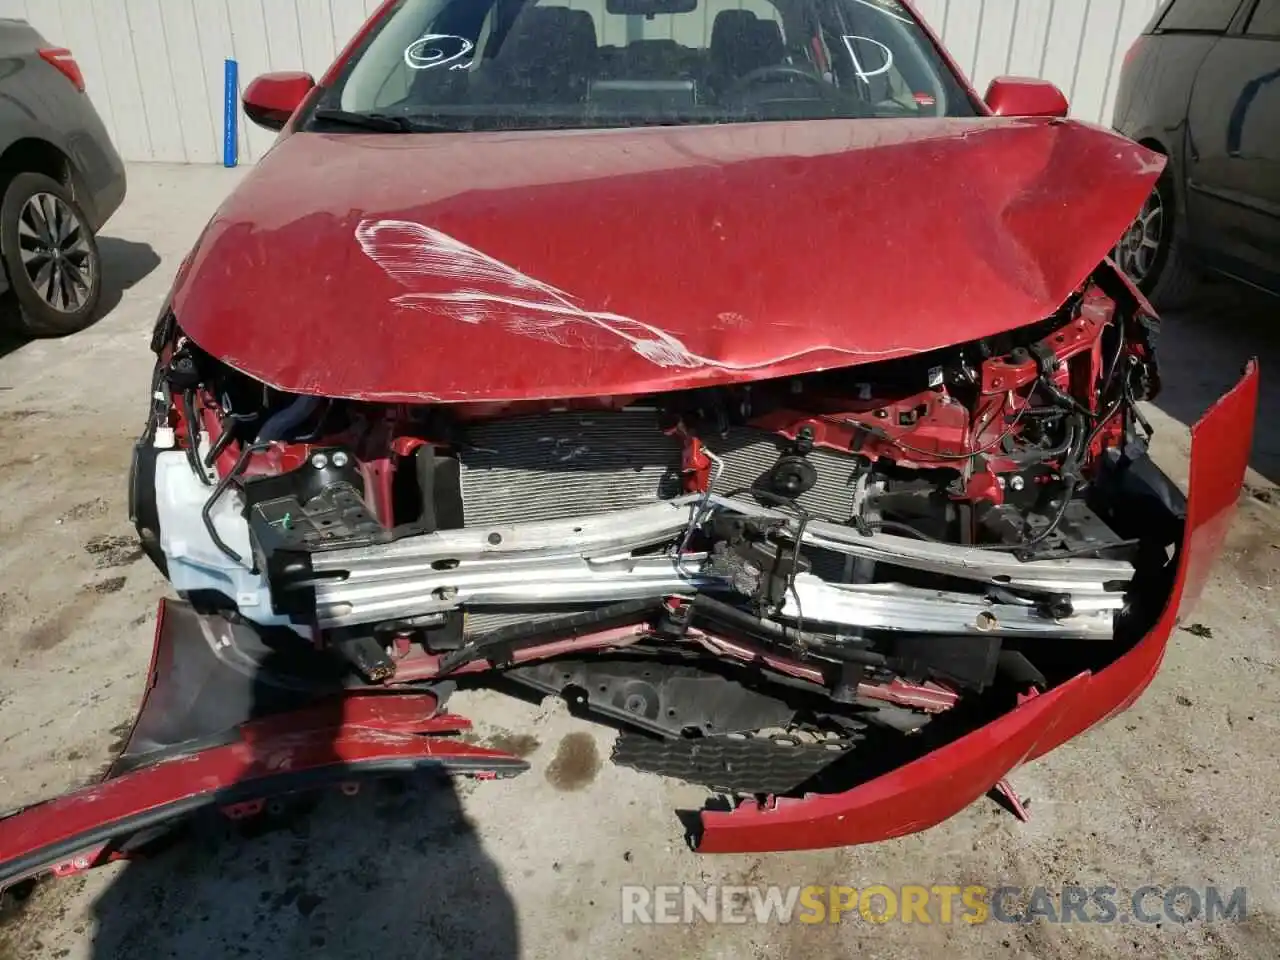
left=171, top=118, right=1163, bottom=403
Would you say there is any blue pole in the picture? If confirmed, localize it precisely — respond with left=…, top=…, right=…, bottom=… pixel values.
left=223, top=59, right=238, bottom=168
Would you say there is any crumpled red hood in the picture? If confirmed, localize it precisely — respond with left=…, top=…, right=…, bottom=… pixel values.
left=173, top=116, right=1163, bottom=402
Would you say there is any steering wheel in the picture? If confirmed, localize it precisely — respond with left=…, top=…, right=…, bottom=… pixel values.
left=723, top=63, right=833, bottom=100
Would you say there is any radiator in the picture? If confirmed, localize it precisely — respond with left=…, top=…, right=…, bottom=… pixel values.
left=710, top=427, right=859, bottom=523
left=457, top=412, right=862, bottom=637
left=459, top=410, right=683, bottom=526
left=459, top=411, right=860, bottom=528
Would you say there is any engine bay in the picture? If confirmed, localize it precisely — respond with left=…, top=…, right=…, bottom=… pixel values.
left=131, top=268, right=1168, bottom=796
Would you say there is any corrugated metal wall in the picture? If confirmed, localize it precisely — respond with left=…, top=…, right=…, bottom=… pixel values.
left=0, top=0, right=1160, bottom=164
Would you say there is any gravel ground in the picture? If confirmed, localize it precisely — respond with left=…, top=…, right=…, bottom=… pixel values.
left=0, top=164, right=1277, bottom=960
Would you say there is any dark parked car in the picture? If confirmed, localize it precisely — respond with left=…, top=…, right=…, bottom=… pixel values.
left=0, top=19, right=126, bottom=335
left=1114, top=0, right=1280, bottom=305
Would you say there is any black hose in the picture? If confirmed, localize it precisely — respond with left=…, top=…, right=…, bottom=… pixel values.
left=1007, top=414, right=1088, bottom=557
left=141, top=363, right=166, bottom=445
left=688, top=595, right=889, bottom=667
left=1100, top=312, right=1127, bottom=399
left=1085, top=395, right=1126, bottom=452
left=870, top=520, right=948, bottom=543
left=204, top=414, right=236, bottom=467
left=1127, top=375, right=1154, bottom=437
left=181, top=391, right=212, bottom=486
left=436, top=598, right=665, bottom=676
left=256, top=395, right=322, bottom=443
left=871, top=418, right=1085, bottom=558
left=202, top=441, right=270, bottom=565
left=1002, top=425, right=1075, bottom=465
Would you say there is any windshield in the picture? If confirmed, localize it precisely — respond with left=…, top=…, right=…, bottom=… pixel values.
left=320, top=0, right=978, bottom=131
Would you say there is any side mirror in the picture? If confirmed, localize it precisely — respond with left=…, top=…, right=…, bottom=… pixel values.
left=243, top=72, right=316, bottom=131
left=984, top=77, right=1069, bottom=119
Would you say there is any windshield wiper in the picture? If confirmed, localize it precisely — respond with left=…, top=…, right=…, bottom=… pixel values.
left=311, top=108, right=414, bottom=132
left=311, top=108, right=464, bottom=134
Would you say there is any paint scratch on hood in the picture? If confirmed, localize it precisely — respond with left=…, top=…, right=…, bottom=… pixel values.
left=356, top=219, right=897, bottom=372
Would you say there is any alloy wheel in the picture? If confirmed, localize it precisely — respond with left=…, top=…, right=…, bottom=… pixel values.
left=1116, top=188, right=1164, bottom=286
left=17, top=192, right=95, bottom=313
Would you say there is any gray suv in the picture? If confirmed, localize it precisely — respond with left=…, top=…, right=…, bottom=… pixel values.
left=0, top=18, right=126, bottom=335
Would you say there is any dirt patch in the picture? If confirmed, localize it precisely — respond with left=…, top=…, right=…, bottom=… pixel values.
left=1221, top=501, right=1279, bottom=590
left=485, top=731, right=541, bottom=758
left=0, top=409, right=47, bottom=424
left=105, top=719, right=134, bottom=756
left=0, top=455, right=39, bottom=477
left=545, top=732, right=600, bottom=792
left=20, top=592, right=95, bottom=653
left=0, top=875, right=84, bottom=960
left=17, top=575, right=130, bottom=651
left=83, top=535, right=143, bottom=569
left=59, top=498, right=110, bottom=523
left=1246, top=483, right=1276, bottom=506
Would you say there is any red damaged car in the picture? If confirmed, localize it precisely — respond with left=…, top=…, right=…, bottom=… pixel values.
left=0, top=0, right=1259, bottom=880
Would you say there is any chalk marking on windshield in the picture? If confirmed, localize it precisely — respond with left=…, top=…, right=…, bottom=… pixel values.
left=847, top=0, right=913, bottom=24
left=404, top=34, right=475, bottom=71
left=842, top=35, right=895, bottom=85
left=355, top=219, right=904, bottom=370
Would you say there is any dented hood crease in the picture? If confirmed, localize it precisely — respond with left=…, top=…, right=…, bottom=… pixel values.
left=172, top=117, right=1163, bottom=402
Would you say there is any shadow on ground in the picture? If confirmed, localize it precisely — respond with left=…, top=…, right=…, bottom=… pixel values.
left=0, top=236, right=160, bottom=362
left=97, top=237, right=162, bottom=318
left=86, top=778, right=519, bottom=960
left=1155, top=282, right=1279, bottom=485
left=78, top=618, right=520, bottom=960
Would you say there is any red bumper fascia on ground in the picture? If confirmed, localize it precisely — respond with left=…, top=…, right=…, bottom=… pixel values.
left=698, top=361, right=1259, bottom=853
left=0, top=683, right=526, bottom=890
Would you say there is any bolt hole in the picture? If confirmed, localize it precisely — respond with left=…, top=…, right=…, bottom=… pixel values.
left=431, top=559, right=459, bottom=571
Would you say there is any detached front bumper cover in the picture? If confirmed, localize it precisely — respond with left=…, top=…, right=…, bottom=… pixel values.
left=0, top=362, right=1258, bottom=882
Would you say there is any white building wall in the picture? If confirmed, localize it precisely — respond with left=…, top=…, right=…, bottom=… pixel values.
left=0, top=0, right=1161, bottom=164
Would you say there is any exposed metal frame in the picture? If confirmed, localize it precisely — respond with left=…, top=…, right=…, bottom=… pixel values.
left=308, top=495, right=1133, bottom=637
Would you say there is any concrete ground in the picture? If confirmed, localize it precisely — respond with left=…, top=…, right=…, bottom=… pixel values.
left=0, top=164, right=1277, bottom=960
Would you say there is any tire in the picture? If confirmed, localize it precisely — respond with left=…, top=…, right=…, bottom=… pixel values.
left=0, top=171, right=102, bottom=336
left=1116, top=167, right=1201, bottom=311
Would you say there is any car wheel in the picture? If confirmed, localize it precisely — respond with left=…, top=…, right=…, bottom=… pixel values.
left=0, top=171, right=102, bottom=337
left=1115, top=169, right=1200, bottom=310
